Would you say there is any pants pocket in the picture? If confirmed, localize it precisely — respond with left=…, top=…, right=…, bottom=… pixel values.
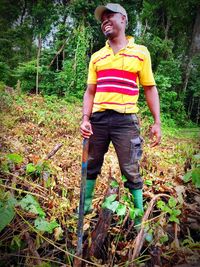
left=130, top=114, right=140, bottom=132
left=130, top=136, right=143, bottom=162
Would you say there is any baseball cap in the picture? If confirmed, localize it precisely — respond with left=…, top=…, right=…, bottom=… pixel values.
left=94, top=3, right=128, bottom=24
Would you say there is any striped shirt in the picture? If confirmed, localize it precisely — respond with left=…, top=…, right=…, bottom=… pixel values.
left=87, top=36, right=155, bottom=113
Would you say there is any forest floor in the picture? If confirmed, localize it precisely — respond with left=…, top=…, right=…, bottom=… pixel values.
left=0, top=93, right=200, bottom=267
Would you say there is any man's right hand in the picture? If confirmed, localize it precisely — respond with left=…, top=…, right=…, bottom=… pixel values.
left=80, top=121, right=93, bottom=138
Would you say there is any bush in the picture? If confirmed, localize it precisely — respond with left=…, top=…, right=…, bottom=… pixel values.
left=14, top=60, right=37, bottom=92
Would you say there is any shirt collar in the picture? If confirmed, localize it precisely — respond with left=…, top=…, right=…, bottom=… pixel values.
left=105, top=36, right=135, bottom=49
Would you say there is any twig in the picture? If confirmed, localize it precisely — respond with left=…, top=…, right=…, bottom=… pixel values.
left=45, top=143, right=63, bottom=160
left=0, top=184, right=49, bottom=201
left=174, top=222, right=180, bottom=248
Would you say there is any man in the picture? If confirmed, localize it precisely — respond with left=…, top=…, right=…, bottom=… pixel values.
left=80, top=3, right=161, bottom=225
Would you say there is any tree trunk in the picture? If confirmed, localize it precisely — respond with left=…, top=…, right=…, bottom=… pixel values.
left=36, top=34, right=42, bottom=94
left=164, top=14, right=171, bottom=40
left=20, top=0, right=27, bottom=25
left=182, top=7, right=200, bottom=92
left=189, top=96, right=194, bottom=118
left=197, top=97, right=200, bottom=124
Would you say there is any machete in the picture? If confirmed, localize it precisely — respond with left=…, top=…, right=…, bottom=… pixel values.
left=76, top=138, right=89, bottom=259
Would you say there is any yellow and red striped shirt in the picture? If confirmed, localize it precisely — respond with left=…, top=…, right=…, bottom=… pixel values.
left=87, top=36, right=155, bottom=113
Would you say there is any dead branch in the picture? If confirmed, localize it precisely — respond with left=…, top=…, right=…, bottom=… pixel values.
left=45, top=143, right=63, bottom=160
left=128, top=193, right=170, bottom=267
left=82, top=178, right=119, bottom=263
left=48, top=40, right=68, bottom=69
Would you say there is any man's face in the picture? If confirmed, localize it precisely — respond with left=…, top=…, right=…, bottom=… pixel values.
left=101, top=10, right=125, bottom=38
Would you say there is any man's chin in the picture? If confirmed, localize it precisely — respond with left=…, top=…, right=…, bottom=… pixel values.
left=104, top=31, right=114, bottom=38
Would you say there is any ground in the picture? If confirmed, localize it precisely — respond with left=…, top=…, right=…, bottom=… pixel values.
left=0, top=93, right=199, bottom=267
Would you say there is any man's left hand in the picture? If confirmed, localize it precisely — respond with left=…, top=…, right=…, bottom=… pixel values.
left=149, top=123, right=161, bottom=147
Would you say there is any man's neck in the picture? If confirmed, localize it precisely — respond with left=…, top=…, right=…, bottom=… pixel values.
left=108, top=34, right=128, bottom=54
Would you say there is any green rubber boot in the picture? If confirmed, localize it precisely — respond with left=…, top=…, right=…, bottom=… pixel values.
left=84, top=179, right=96, bottom=214
left=130, top=189, right=144, bottom=228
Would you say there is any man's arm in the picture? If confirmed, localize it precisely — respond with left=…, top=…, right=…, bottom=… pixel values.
left=80, top=84, right=96, bottom=138
left=143, top=85, right=161, bottom=147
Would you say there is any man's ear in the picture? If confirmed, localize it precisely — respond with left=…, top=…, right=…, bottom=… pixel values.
left=121, top=15, right=126, bottom=23
left=121, top=14, right=127, bottom=28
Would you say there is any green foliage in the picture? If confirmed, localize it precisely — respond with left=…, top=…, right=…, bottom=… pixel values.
left=121, top=175, right=127, bottom=182
left=102, top=180, right=143, bottom=220
left=73, top=24, right=90, bottom=99
left=110, top=180, right=119, bottom=188
left=0, top=89, right=13, bottom=112
left=183, top=153, right=200, bottom=188
left=144, top=179, right=153, bottom=186
left=0, top=191, right=16, bottom=232
left=7, top=153, right=23, bottom=165
left=102, top=194, right=119, bottom=212
left=0, top=62, right=10, bottom=83
left=183, top=168, right=200, bottom=188
left=0, top=0, right=199, bottom=125
left=19, top=194, right=60, bottom=234
left=14, top=60, right=37, bottom=92
left=34, top=218, right=59, bottom=233
left=10, top=235, right=24, bottom=251
left=159, top=234, right=169, bottom=244
left=26, top=163, right=37, bottom=174
left=157, top=197, right=181, bottom=223
left=19, top=195, right=46, bottom=217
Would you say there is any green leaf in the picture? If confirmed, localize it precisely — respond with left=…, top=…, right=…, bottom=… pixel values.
left=168, top=197, right=177, bottom=208
left=169, top=215, right=179, bottom=224
left=129, top=207, right=136, bottom=220
left=145, top=231, right=153, bottom=243
left=110, top=180, right=119, bottom=188
left=159, top=234, right=169, bottom=244
left=157, top=200, right=165, bottom=210
left=121, top=175, right=127, bottom=182
left=19, top=195, right=45, bottom=217
left=26, top=163, right=36, bottom=174
left=103, top=194, right=117, bottom=204
left=164, top=205, right=172, bottom=214
left=102, top=194, right=119, bottom=212
left=11, top=235, right=22, bottom=249
left=134, top=208, right=143, bottom=217
left=193, top=154, right=200, bottom=160
left=191, top=168, right=200, bottom=188
left=102, top=200, right=119, bottom=212
left=121, top=194, right=130, bottom=202
left=0, top=197, right=16, bottom=232
left=144, top=179, right=153, bottom=186
left=7, top=153, right=23, bottom=164
left=34, top=218, right=59, bottom=233
left=108, top=201, right=119, bottom=212
left=171, top=209, right=181, bottom=217
left=183, top=171, right=192, bottom=183
left=116, top=203, right=126, bottom=216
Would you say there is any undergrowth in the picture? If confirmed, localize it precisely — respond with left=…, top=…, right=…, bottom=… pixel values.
left=0, top=92, right=199, bottom=267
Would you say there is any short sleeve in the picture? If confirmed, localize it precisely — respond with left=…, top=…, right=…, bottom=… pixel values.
left=138, top=48, right=156, bottom=86
left=87, top=58, right=97, bottom=84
